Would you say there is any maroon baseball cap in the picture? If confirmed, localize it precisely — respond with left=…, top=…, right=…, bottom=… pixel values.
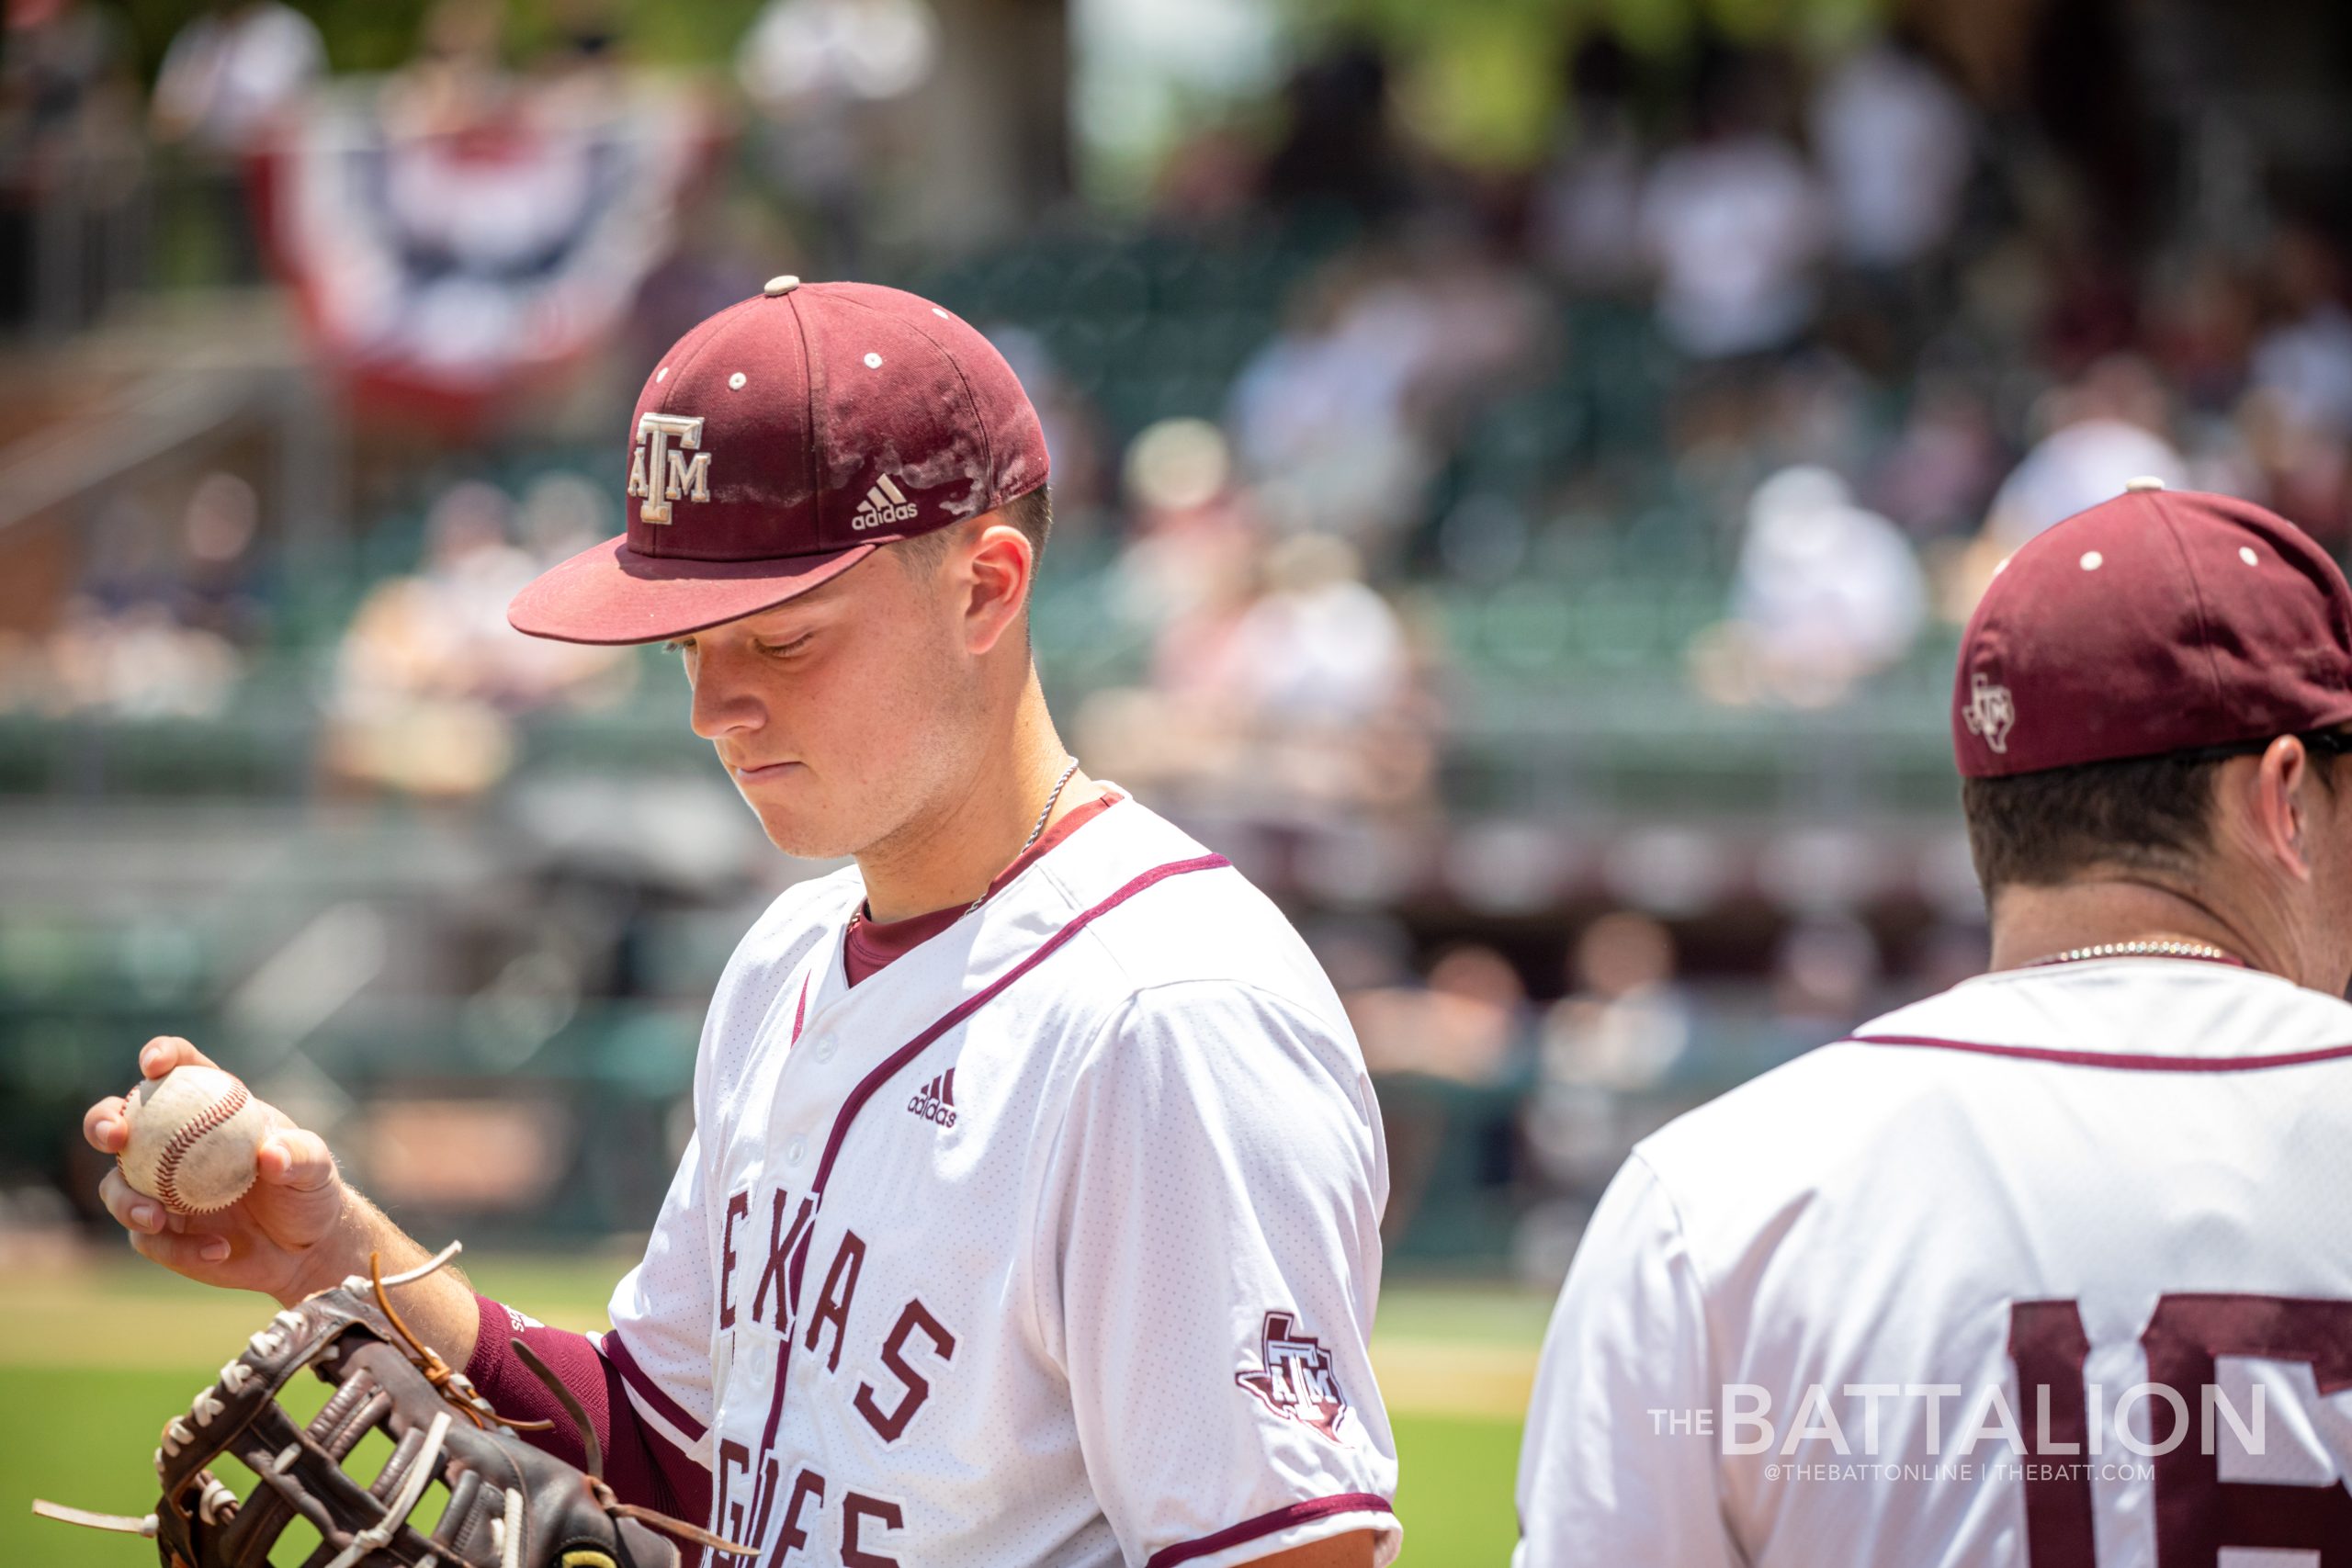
left=509, top=277, right=1049, bottom=645
left=1953, top=481, right=2352, bottom=777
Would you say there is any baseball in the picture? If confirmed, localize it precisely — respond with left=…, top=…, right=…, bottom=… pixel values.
left=118, top=1065, right=268, bottom=1214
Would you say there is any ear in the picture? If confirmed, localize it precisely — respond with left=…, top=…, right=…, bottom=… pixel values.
left=2242, top=736, right=2315, bottom=882
left=960, top=520, right=1034, bottom=657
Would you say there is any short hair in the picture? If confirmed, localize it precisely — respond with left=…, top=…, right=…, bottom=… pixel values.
left=891, top=484, right=1052, bottom=579
left=1962, top=744, right=2342, bottom=892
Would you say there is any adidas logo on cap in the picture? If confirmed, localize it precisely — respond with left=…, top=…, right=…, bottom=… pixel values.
left=906, top=1068, right=957, bottom=1128
left=853, top=474, right=919, bottom=531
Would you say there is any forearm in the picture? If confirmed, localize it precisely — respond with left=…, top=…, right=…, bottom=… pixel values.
left=277, top=1189, right=481, bottom=1368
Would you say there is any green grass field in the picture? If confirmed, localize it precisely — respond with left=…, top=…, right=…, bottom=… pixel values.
left=1, top=1258, right=1539, bottom=1567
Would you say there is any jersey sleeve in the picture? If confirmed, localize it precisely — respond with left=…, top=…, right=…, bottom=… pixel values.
left=1035, top=980, right=1400, bottom=1568
left=462, top=1299, right=713, bottom=1534
left=1513, top=1153, right=1742, bottom=1568
left=602, top=1125, right=720, bottom=1461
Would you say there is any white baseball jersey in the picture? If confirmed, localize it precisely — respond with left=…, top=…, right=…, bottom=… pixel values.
left=602, top=793, right=1400, bottom=1568
left=1516, top=957, right=2352, bottom=1568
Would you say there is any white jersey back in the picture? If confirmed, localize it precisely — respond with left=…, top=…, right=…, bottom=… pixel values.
left=1516, top=959, right=2352, bottom=1568
left=605, top=795, right=1400, bottom=1568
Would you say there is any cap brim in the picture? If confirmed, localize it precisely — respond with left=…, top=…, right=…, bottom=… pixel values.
left=507, top=536, right=880, bottom=646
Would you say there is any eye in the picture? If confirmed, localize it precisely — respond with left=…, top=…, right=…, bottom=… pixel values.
left=662, top=637, right=693, bottom=654
left=757, top=634, right=814, bottom=660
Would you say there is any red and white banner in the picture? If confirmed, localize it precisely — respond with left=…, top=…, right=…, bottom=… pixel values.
left=255, top=75, right=720, bottom=416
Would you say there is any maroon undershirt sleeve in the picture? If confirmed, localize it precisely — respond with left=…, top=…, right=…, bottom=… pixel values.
left=464, top=1294, right=712, bottom=1540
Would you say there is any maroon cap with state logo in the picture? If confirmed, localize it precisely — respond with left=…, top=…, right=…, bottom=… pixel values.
left=1953, top=480, right=2352, bottom=777
left=509, top=276, right=1049, bottom=645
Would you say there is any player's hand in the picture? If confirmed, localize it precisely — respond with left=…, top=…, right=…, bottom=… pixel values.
left=83, top=1037, right=356, bottom=1304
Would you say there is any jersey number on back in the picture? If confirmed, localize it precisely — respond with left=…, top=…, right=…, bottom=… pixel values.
left=2010, top=1294, right=2352, bottom=1564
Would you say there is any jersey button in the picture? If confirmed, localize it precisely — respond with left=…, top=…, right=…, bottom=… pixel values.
left=786, top=1135, right=806, bottom=1167
left=815, top=1039, right=836, bottom=1064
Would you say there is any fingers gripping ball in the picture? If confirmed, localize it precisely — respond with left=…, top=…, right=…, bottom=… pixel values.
left=119, top=1065, right=268, bottom=1214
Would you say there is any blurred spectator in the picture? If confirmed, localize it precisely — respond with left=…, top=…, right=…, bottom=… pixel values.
left=172, top=471, right=269, bottom=644
left=1348, top=942, right=1529, bottom=1085
left=2149, top=257, right=2261, bottom=414
left=324, top=479, right=627, bottom=797
left=7, top=594, right=235, bottom=719
left=150, top=0, right=323, bottom=287
left=2250, top=230, right=2352, bottom=439
left=1531, top=37, right=1645, bottom=295
left=1260, top=38, right=1404, bottom=220
left=0, top=471, right=269, bottom=718
left=1977, top=355, right=2187, bottom=550
left=1537, top=913, right=1690, bottom=1094
left=0, top=0, right=140, bottom=330
left=0, top=0, right=134, bottom=167
left=1108, top=416, right=1261, bottom=658
left=1637, top=56, right=1827, bottom=359
left=1870, top=377, right=2005, bottom=540
left=1227, top=259, right=1444, bottom=543
left=1082, top=525, right=1430, bottom=817
left=1151, top=123, right=1261, bottom=228
left=151, top=1, right=324, bottom=156
left=2238, top=227, right=2352, bottom=540
left=1690, top=465, right=1928, bottom=706
left=1229, top=244, right=1546, bottom=547
left=1521, top=912, right=1690, bottom=1208
left=739, top=0, right=939, bottom=110
left=26, top=597, right=240, bottom=717
left=1226, top=533, right=1408, bottom=728
left=1808, top=35, right=1973, bottom=271
left=514, top=470, right=608, bottom=567
left=737, top=0, right=941, bottom=267
left=1770, top=915, right=1883, bottom=1043
left=1352, top=941, right=1532, bottom=1258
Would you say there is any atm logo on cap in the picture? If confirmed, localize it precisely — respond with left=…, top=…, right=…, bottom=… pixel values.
left=628, top=412, right=711, bottom=525
left=1963, top=672, right=2016, bottom=753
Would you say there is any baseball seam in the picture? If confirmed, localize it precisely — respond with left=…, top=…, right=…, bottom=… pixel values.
left=147, top=1081, right=252, bottom=1212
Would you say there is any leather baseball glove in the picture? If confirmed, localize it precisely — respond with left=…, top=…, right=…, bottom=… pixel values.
left=34, top=1244, right=747, bottom=1568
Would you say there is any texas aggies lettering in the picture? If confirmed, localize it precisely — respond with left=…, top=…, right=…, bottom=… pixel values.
left=483, top=792, right=1400, bottom=1568
left=706, top=1199, right=945, bottom=1563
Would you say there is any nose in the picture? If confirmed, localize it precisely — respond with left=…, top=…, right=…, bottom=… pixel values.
left=686, top=648, right=764, bottom=743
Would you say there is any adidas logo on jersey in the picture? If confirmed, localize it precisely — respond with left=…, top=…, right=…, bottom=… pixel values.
left=853, top=474, right=919, bottom=531
left=906, top=1068, right=957, bottom=1128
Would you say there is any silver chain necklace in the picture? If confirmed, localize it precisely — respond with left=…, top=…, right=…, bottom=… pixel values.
left=850, top=757, right=1081, bottom=932
left=966, top=757, right=1081, bottom=916
left=2027, top=938, right=2241, bottom=968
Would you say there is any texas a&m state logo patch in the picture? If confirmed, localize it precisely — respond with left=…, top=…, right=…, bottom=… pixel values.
left=1236, top=1310, right=1350, bottom=1440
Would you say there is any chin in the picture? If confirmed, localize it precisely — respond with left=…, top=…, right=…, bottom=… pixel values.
left=757, top=816, right=860, bottom=862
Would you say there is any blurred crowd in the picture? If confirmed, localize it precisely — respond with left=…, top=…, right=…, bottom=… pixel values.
left=1122, top=28, right=2352, bottom=711
left=11, top=5, right=2352, bottom=773
left=11, top=2, right=2352, bottom=1258
left=1308, top=897, right=1988, bottom=1274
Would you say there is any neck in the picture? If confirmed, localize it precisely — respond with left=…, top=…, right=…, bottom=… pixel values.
left=854, top=671, right=1095, bottom=923
left=1988, top=872, right=2307, bottom=985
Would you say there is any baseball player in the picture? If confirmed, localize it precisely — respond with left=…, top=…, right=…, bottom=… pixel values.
left=82, top=278, right=1399, bottom=1568
left=1515, top=484, right=2352, bottom=1565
